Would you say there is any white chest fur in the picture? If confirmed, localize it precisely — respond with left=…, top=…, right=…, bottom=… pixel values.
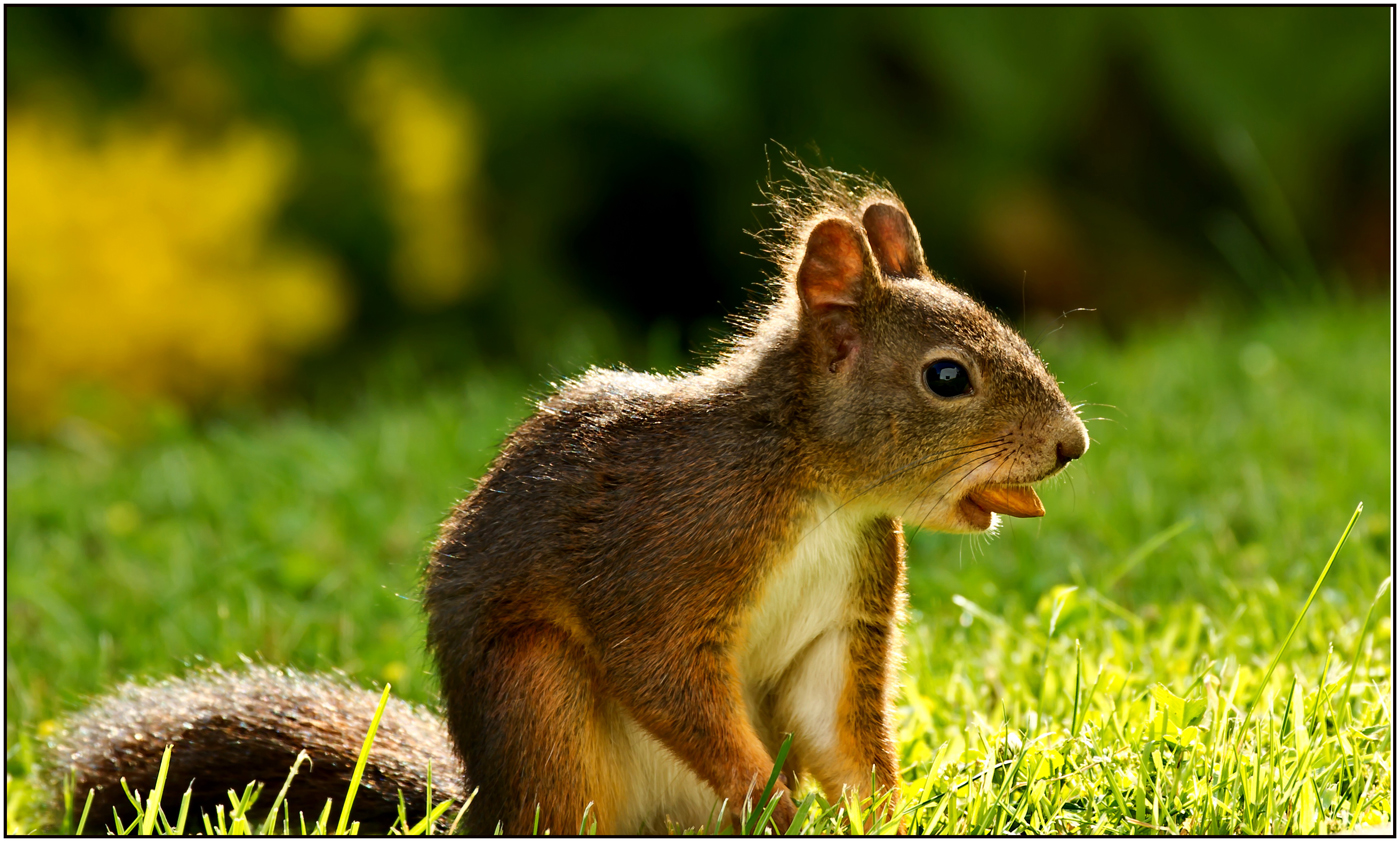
left=610, top=500, right=875, bottom=832
left=739, top=497, right=868, bottom=690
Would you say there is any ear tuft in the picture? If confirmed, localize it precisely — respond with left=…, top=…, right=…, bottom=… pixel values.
left=862, top=203, right=925, bottom=279
left=796, top=218, right=871, bottom=312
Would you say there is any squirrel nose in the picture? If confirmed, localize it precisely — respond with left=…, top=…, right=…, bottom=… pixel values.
left=1055, top=421, right=1089, bottom=467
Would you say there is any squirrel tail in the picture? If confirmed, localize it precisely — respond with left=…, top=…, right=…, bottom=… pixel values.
left=50, top=665, right=465, bottom=835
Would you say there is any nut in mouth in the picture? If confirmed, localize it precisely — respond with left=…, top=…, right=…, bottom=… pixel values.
left=963, top=485, right=1046, bottom=520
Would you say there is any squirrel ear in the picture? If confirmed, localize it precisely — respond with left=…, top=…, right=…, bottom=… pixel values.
left=796, top=218, right=874, bottom=312
left=795, top=218, right=874, bottom=372
left=862, top=202, right=925, bottom=279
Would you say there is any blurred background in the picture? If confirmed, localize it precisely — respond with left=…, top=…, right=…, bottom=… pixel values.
left=5, top=14, right=1393, bottom=822
left=5, top=6, right=1391, bottom=437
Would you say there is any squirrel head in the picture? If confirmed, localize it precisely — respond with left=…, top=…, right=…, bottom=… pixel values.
left=765, top=172, right=1088, bottom=534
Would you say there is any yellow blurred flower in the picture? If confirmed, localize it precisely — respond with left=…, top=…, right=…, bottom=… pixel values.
left=277, top=7, right=368, bottom=65
left=355, top=53, right=486, bottom=309
left=6, top=112, right=350, bottom=437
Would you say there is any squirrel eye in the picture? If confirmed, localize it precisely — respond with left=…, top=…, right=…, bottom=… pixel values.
left=924, top=360, right=971, bottom=397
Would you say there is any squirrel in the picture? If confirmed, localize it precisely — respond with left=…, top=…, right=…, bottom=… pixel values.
left=50, top=166, right=1088, bottom=835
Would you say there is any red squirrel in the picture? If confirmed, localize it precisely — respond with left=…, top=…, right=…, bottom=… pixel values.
left=54, top=166, right=1087, bottom=834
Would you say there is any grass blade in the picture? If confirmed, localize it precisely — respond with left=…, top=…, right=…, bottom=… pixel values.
left=1233, top=502, right=1363, bottom=750
left=447, top=788, right=478, bottom=835
left=1103, top=518, right=1192, bottom=590
left=744, top=733, right=793, bottom=835
left=708, top=798, right=729, bottom=834
left=844, top=788, right=865, bottom=835
left=260, top=749, right=310, bottom=835
left=314, top=797, right=333, bottom=834
left=1341, top=576, right=1390, bottom=724
left=75, top=788, right=94, bottom=836
left=784, top=791, right=816, bottom=835
left=227, top=780, right=261, bottom=834
left=175, top=784, right=192, bottom=835
left=407, top=798, right=456, bottom=836
left=60, top=772, right=75, bottom=835
left=425, top=759, right=433, bottom=835
left=1070, top=639, right=1084, bottom=735
left=120, top=777, right=141, bottom=813
left=336, top=683, right=393, bottom=835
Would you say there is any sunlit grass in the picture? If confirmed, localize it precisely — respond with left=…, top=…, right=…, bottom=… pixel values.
left=5, top=296, right=1390, bottom=833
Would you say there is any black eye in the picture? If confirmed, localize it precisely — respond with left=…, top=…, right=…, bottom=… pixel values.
left=924, top=360, right=971, bottom=397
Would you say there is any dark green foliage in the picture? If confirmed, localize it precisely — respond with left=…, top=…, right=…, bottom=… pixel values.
left=6, top=7, right=1388, bottom=367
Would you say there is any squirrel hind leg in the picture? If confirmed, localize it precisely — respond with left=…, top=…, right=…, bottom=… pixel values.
left=51, top=666, right=464, bottom=834
left=443, top=625, right=618, bottom=835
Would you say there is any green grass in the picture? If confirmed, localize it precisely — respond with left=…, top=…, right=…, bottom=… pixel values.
left=6, top=296, right=1391, bottom=834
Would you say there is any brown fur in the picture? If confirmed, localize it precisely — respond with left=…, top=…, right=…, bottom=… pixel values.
left=53, top=666, right=462, bottom=834
left=51, top=164, right=1088, bottom=835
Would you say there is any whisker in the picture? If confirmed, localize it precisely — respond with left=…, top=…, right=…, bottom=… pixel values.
left=901, top=450, right=1003, bottom=540
left=835, top=439, right=1008, bottom=508
left=916, top=451, right=1004, bottom=517
left=911, top=452, right=1003, bottom=530
left=1032, top=323, right=1064, bottom=347
left=846, top=438, right=1008, bottom=501
left=795, top=439, right=1010, bottom=543
left=871, top=447, right=1006, bottom=520
left=1033, top=307, right=1098, bottom=345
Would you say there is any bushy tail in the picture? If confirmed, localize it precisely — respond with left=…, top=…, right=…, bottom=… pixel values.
left=50, top=665, right=465, bottom=835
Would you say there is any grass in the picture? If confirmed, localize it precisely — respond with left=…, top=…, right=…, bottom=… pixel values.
left=5, top=295, right=1391, bottom=834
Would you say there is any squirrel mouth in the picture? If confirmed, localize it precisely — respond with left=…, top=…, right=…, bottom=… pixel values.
left=962, top=485, right=1045, bottom=520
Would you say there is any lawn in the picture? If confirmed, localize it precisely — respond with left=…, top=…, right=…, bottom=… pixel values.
left=5, top=293, right=1391, bottom=834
